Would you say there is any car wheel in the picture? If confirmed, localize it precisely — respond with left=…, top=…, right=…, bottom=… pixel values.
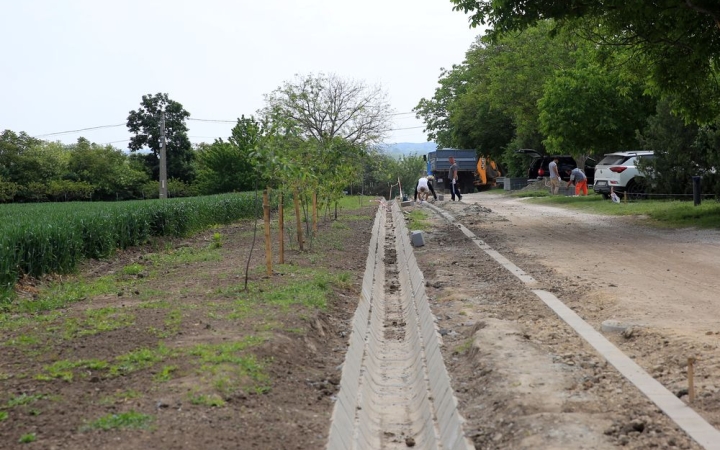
left=601, top=193, right=610, bottom=200
left=625, top=179, right=647, bottom=200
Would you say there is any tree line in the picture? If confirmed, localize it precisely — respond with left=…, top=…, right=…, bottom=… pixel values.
left=415, top=3, right=720, bottom=197
left=0, top=74, right=425, bottom=204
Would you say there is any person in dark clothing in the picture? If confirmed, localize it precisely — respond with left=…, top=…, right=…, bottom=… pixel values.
left=448, top=157, right=462, bottom=201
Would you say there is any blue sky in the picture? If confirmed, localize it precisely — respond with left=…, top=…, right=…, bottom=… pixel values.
left=1, top=0, right=480, bottom=147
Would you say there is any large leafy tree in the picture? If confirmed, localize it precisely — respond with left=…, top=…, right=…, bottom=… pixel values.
left=194, top=116, right=263, bottom=194
left=0, top=130, right=43, bottom=183
left=415, top=21, right=576, bottom=172
left=262, top=73, right=392, bottom=147
left=67, top=137, right=149, bottom=200
left=538, top=46, right=656, bottom=159
left=259, top=73, right=395, bottom=207
left=414, top=64, right=472, bottom=148
left=127, top=93, right=195, bottom=183
left=637, top=100, right=720, bottom=196
left=449, top=0, right=720, bottom=122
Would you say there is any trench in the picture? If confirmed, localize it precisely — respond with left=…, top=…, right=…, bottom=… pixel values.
left=326, top=201, right=472, bottom=450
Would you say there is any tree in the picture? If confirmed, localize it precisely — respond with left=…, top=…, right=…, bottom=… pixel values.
left=127, top=93, right=195, bottom=183
left=67, top=137, right=149, bottom=200
left=449, top=0, right=720, bottom=122
left=262, top=73, right=392, bottom=147
left=637, top=100, right=720, bottom=196
left=414, top=64, right=472, bottom=148
left=194, top=116, right=263, bottom=195
left=415, top=22, right=577, bottom=173
left=538, top=47, right=656, bottom=159
left=0, top=130, right=42, bottom=183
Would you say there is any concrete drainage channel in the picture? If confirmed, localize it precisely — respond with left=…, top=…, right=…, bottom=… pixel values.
left=327, top=201, right=473, bottom=450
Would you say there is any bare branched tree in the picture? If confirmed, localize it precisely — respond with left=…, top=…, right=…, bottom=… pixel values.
left=261, top=73, right=393, bottom=147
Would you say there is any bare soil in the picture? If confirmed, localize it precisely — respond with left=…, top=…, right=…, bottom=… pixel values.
left=0, top=206, right=376, bottom=450
left=410, top=192, right=720, bottom=449
left=3, top=192, right=720, bottom=449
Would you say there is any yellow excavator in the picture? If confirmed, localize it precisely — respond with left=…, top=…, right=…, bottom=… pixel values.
left=474, top=156, right=502, bottom=191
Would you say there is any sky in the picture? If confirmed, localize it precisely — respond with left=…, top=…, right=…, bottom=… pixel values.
left=1, top=0, right=481, bottom=148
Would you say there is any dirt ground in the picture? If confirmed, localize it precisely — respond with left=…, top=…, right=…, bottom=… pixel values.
left=3, top=192, right=720, bottom=449
left=410, top=192, right=720, bottom=449
left=0, top=205, right=377, bottom=450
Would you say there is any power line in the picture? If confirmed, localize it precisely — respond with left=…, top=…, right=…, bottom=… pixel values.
left=33, top=118, right=422, bottom=143
left=34, top=123, right=125, bottom=138
left=391, top=125, right=424, bottom=131
left=188, top=118, right=236, bottom=123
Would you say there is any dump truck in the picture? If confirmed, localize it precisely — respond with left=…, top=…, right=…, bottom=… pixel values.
left=426, top=149, right=501, bottom=193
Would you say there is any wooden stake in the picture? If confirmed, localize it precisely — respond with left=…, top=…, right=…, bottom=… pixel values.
left=294, top=188, right=304, bottom=251
left=278, top=191, right=284, bottom=264
left=263, top=188, right=272, bottom=276
left=688, top=356, right=696, bottom=403
left=312, top=191, right=318, bottom=233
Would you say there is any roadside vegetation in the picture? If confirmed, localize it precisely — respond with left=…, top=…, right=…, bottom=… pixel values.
left=507, top=189, right=720, bottom=229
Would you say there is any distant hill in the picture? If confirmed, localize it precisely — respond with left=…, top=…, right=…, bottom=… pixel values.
left=379, top=142, right=437, bottom=159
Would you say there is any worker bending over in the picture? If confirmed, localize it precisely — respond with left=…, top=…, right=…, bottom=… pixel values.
left=566, top=168, right=588, bottom=196
left=414, top=175, right=438, bottom=203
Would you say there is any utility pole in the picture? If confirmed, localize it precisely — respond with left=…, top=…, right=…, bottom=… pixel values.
left=159, top=111, right=168, bottom=199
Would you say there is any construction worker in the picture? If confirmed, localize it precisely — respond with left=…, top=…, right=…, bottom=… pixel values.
left=566, top=168, right=588, bottom=196
left=414, top=175, right=437, bottom=203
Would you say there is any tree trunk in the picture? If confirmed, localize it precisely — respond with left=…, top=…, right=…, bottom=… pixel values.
left=278, top=191, right=284, bottom=264
left=312, top=191, right=318, bottom=233
left=294, top=188, right=304, bottom=251
left=263, top=188, right=272, bottom=276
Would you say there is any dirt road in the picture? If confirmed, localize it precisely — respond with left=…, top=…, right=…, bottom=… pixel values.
left=407, top=192, right=720, bottom=448
left=465, top=192, right=720, bottom=341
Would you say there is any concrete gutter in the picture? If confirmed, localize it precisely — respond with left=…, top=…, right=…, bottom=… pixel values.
left=327, top=201, right=472, bottom=450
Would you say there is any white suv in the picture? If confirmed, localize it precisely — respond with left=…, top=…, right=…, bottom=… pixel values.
left=593, top=151, right=655, bottom=199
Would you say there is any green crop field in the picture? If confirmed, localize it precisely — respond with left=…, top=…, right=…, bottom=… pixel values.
left=0, top=193, right=264, bottom=302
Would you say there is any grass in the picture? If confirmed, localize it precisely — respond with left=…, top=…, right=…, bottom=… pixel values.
left=153, top=365, right=178, bottom=382
left=19, top=433, right=36, bottom=443
left=188, top=338, right=270, bottom=395
left=0, top=411, right=7, bottom=421
left=210, top=232, right=223, bottom=249
left=509, top=190, right=720, bottom=229
left=10, top=277, right=118, bottom=314
left=147, top=246, right=222, bottom=266
left=61, top=307, right=135, bottom=339
left=454, top=338, right=475, bottom=354
left=189, top=393, right=226, bottom=407
left=83, top=411, right=154, bottom=431
left=406, top=209, right=430, bottom=230
left=109, top=345, right=175, bottom=377
left=98, top=390, right=141, bottom=406
left=6, top=393, right=46, bottom=408
left=36, top=359, right=108, bottom=382
left=122, top=263, right=144, bottom=276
